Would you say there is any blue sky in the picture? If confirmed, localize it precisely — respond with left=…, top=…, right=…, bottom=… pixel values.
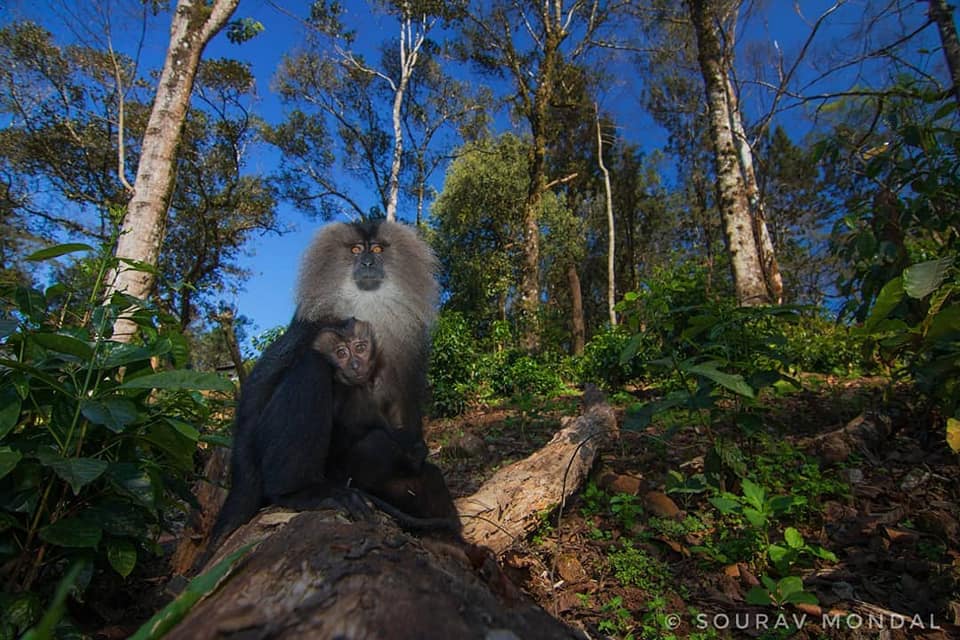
left=2, top=1, right=948, bottom=344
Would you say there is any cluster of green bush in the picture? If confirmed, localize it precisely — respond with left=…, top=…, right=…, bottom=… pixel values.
left=0, top=246, right=231, bottom=638
left=428, top=264, right=870, bottom=418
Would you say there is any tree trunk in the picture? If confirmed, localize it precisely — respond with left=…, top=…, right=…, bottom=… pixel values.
left=105, top=0, right=238, bottom=341
left=170, top=390, right=616, bottom=638
left=722, top=70, right=783, bottom=304
left=567, top=264, right=585, bottom=355
left=929, top=0, right=960, bottom=110
left=689, top=0, right=770, bottom=306
left=596, top=105, right=617, bottom=326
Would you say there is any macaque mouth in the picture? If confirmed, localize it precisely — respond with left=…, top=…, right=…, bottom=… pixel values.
left=354, top=275, right=382, bottom=290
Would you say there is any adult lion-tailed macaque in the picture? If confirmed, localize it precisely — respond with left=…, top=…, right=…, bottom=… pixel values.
left=209, top=221, right=458, bottom=547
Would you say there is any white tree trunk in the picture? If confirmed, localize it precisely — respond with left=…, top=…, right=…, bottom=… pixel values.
left=690, top=0, right=770, bottom=306
left=722, top=72, right=783, bottom=303
left=596, top=104, right=617, bottom=326
left=105, top=0, right=238, bottom=341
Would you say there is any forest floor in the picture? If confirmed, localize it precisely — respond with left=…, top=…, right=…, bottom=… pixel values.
left=426, top=377, right=960, bottom=640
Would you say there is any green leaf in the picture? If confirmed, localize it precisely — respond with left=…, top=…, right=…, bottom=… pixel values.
left=743, top=507, right=768, bottom=528
left=767, top=544, right=793, bottom=568
left=903, top=257, right=954, bottom=299
left=119, top=370, right=233, bottom=392
left=141, top=422, right=197, bottom=472
left=740, top=478, right=765, bottom=510
left=927, top=304, right=960, bottom=340
left=25, top=243, right=94, bottom=261
left=769, top=494, right=805, bottom=514
left=106, top=538, right=138, bottom=577
left=745, top=586, right=773, bottom=605
left=0, top=385, right=22, bottom=440
left=784, top=526, right=804, bottom=549
left=684, top=362, right=755, bottom=398
left=36, top=450, right=108, bottom=495
left=108, top=463, right=156, bottom=510
left=129, top=543, right=257, bottom=640
left=81, top=398, right=139, bottom=433
left=0, top=446, right=23, bottom=480
left=98, top=343, right=156, bottom=369
left=810, top=545, right=838, bottom=562
left=31, top=333, right=94, bottom=360
left=777, top=575, right=805, bottom=596
left=864, top=277, right=905, bottom=331
left=39, top=516, right=102, bottom=548
left=708, top=495, right=740, bottom=514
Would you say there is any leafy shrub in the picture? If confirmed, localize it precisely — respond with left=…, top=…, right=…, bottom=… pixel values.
left=577, top=326, right=651, bottom=390
left=0, top=245, right=231, bottom=636
left=428, top=310, right=479, bottom=417
left=779, top=314, right=866, bottom=375
left=496, top=353, right=563, bottom=397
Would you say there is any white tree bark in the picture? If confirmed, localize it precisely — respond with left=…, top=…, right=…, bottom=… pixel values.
left=690, top=0, right=770, bottom=306
left=596, top=104, right=617, bottom=326
left=105, top=0, right=239, bottom=341
left=722, top=69, right=783, bottom=304
left=339, top=9, right=433, bottom=222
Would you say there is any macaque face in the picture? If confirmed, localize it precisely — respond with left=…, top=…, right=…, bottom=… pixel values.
left=314, top=319, right=376, bottom=386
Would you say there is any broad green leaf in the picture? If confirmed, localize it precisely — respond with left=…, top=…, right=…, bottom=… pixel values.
left=0, top=385, right=22, bottom=439
left=87, top=499, right=149, bottom=538
left=947, top=417, right=960, bottom=453
left=903, top=257, right=954, bottom=299
left=31, top=332, right=94, bottom=360
left=119, top=370, right=233, bottom=392
left=684, top=362, right=755, bottom=398
left=769, top=494, right=805, bottom=514
left=36, top=450, right=108, bottom=495
left=745, top=586, right=773, bottom=605
left=107, top=538, right=138, bottom=578
left=99, top=343, right=156, bottom=369
left=740, top=478, right=765, bottom=510
left=743, top=507, right=768, bottom=528
left=0, top=446, right=23, bottom=480
left=767, top=544, right=792, bottom=568
left=108, top=463, right=156, bottom=510
left=165, top=418, right=200, bottom=441
left=39, top=516, right=102, bottom=548
left=25, top=243, right=93, bottom=261
left=81, top=398, right=138, bottom=433
left=777, top=575, right=805, bottom=595
left=864, top=277, right=905, bottom=331
left=708, top=495, right=740, bottom=514
left=129, top=542, right=256, bottom=640
left=927, top=304, right=960, bottom=340
left=141, top=422, right=197, bottom=472
left=784, top=526, right=804, bottom=549
left=810, top=545, right=838, bottom=562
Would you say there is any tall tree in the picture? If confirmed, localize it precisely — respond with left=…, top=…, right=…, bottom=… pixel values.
left=689, top=0, right=775, bottom=306
left=105, top=0, right=239, bottom=340
left=929, top=0, right=960, bottom=110
left=459, top=0, right=623, bottom=351
left=270, top=0, right=466, bottom=222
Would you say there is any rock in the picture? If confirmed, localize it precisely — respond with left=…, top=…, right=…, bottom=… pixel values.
left=643, top=491, right=681, bottom=518
left=446, top=432, right=487, bottom=458
left=556, top=554, right=587, bottom=583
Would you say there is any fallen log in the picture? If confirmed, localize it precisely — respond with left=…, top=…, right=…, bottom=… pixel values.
left=456, top=386, right=617, bottom=553
left=168, top=389, right=615, bottom=638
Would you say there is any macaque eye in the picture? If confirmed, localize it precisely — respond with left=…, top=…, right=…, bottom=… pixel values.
left=355, top=342, right=367, bottom=354
left=369, top=244, right=383, bottom=254
left=351, top=244, right=364, bottom=255
left=336, top=346, right=349, bottom=360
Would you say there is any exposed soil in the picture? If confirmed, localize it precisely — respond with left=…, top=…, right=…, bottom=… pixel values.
left=425, top=378, right=960, bottom=639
